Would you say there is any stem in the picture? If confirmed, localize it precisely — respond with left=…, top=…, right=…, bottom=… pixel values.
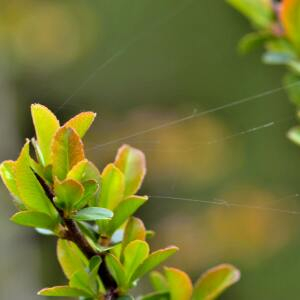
left=34, top=171, right=118, bottom=299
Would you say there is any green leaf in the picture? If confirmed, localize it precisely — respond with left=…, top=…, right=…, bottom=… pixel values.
left=149, top=271, right=169, bottom=292
left=105, top=254, right=127, bottom=289
left=31, top=104, right=60, bottom=166
left=115, top=145, right=146, bottom=197
left=10, top=211, right=56, bottom=230
left=281, top=0, right=300, bottom=50
left=38, top=286, right=90, bottom=297
left=287, top=126, right=300, bottom=146
left=123, top=240, right=149, bottom=283
left=15, top=142, right=56, bottom=216
left=227, top=0, right=273, bottom=28
left=262, top=52, right=294, bottom=65
left=122, top=217, right=146, bottom=252
left=57, top=239, right=88, bottom=279
left=64, top=112, right=96, bottom=138
left=192, top=264, right=240, bottom=300
left=0, top=160, right=24, bottom=209
left=69, top=270, right=94, bottom=296
left=51, top=126, right=85, bottom=180
left=106, top=195, right=148, bottom=235
left=132, top=246, right=179, bottom=281
left=67, top=159, right=101, bottom=184
left=164, top=267, right=193, bottom=300
left=54, top=178, right=84, bottom=212
left=75, top=180, right=99, bottom=209
left=99, top=163, right=125, bottom=210
left=73, top=207, right=113, bottom=221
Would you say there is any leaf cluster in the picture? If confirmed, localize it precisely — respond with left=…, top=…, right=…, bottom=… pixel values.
left=0, top=104, right=240, bottom=299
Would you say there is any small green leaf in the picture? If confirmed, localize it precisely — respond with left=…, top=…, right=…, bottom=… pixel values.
left=64, top=112, right=96, bottom=138
left=10, top=211, right=56, bottom=230
left=15, top=142, right=56, bottom=216
left=57, top=239, right=88, bottom=279
left=123, top=240, right=149, bottom=283
left=99, top=163, right=125, bottom=210
left=238, top=32, right=269, bottom=54
left=54, top=178, right=84, bottom=212
left=0, top=160, right=24, bottom=209
left=74, top=207, right=113, bottom=221
left=122, top=217, right=146, bottom=252
left=164, top=267, right=193, bottom=300
left=115, top=145, right=146, bottom=197
left=67, top=159, right=101, bottom=184
left=38, top=286, right=90, bottom=297
left=192, top=264, right=240, bottom=300
left=51, top=126, right=85, bottom=180
left=69, top=270, right=94, bottom=296
left=75, top=180, right=99, bottom=209
left=287, top=126, right=300, bottom=145
left=105, top=254, right=127, bottom=289
left=106, top=195, right=148, bottom=235
left=150, top=271, right=169, bottom=292
left=31, top=104, right=60, bottom=166
left=133, top=246, right=179, bottom=281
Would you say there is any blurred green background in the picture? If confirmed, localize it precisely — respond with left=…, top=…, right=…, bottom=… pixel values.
left=1, top=0, right=300, bottom=299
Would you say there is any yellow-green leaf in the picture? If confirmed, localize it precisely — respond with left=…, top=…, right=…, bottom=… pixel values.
left=165, top=267, right=193, bottom=300
left=133, top=246, right=179, bottom=281
left=67, top=159, right=100, bottom=184
left=64, top=111, right=96, bottom=138
left=31, top=104, right=60, bottom=166
left=106, top=195, right=148, bottom=235
left=10, top=211, right=56, bottom=229
left=149, top=271, right=169, bottom=292
left=15, top=142, right=55, bottom=216
left=122, top=217, right=146, bottom=252
left=57, top=239, right=88, bottom=279
left=123, top=240, right=149, bottom=283
left=281, top=0, right=300, bottom=50
left=0, top=160, right=23, bottom=207
left=192, top=264, right=240, bottom=300
left=99, top=163, right=125, bottom=210
left=115, top=145, right=146, bottom=197
left=38, top=286, right=90, bottom=297
left=51, top=126, right=85, bottom=180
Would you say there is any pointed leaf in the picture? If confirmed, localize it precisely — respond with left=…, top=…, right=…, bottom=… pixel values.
left=31, top=104, right=60, bottom=165
left=99, top=163, right=125, bottom=210
left=164, top=267, right=193, bottom=300
left=133, top=246, right=179, bottom=281
left=192, top=264, right=240, bottom=300
left=38, top=286, right=90, bottom=297
left=10, top=211, right=56, bottom=230
left=124, top=240, right=149, bottom=283
left=105, top=254, right=127, bottom=288
left=106, top=195, right=148, bottom=235
left=69, top=269, right=94, bottom=296
left=64, top=112, right=96, bottom=138
left=57, top=239, right=88, bottom=279
left=54, top=178, right=84, bottom=212
left=51, top=126, right=85, bottom=180
left=73, top=207, right=113, bottom=221
left=115, top=145, right=146, bottom=197
left=15, top=142, right=55, bottom=216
